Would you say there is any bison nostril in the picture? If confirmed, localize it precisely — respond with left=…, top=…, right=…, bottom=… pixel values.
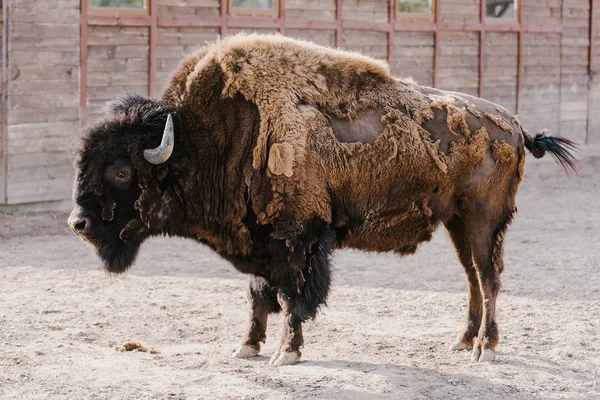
left=74, top=220, right=87, bottom=233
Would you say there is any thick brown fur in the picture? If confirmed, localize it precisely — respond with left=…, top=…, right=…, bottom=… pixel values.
left=72, top=34, right=578, bottom=363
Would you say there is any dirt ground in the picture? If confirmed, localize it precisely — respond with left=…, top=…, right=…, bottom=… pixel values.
left=0, top=156, right=599, bottom=400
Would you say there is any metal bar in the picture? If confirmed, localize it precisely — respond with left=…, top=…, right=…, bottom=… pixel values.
left=226, top=17, right=280, bottom=29
left=388, top=0, right=395, bottom=63
left=279, top=0, right=285, bottom=34
left=284, top=20, right=337, bottom=30
left=221, top=0, right=228, bottom=36
left=87, top=14, right=151, bottom=26
left=590, top=0, right=596, bottom=74
left=149, top=0, right=157, bottom=97
left=394, top=21, right=436, bottom=31
left=479, top=0, right=485, bottom=98
left=158, top=16, right=221, bottom=28
left=433, top=0, right=440, bottom=87
left=159, top=16, right=336, bottom=30
left=588, top=0, right=596, bottom=144
left=343, top=20, right=392, bottom=32
left=336, top=0, right=342, bottom=47
left=89, top=14, right=563, bottom=35
left=1, top=0, right=8, bottom=203
left=80, top=0, right=89, bottom=127
left=516, top=0, right=524, bottom=114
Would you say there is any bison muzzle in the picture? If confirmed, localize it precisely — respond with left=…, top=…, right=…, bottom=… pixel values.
left=70, top=34, right=578, bottom=365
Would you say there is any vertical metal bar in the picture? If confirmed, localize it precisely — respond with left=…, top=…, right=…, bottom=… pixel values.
left=590, top=0, right=595, bottom=74
left=587, top=0, right=594, bottom=144
left=149, top=0, right=157, bottom=97
left=1, top=0, right=8, bottom=203
left=221, top=0, right=228, bottom=36
left=336, top=0, right=342, bottom=47
left=517, top=0, right=524, bottom=114
left=558, top=0, right=564, bottom=131
left=388, top=0, right=394, bottom=62
left=279, top=0, right=286, bottom=34
left=479, top=0, right=485, bottom=98
left=433, top=0, right=440, bottom=87
left=80, top=0, right=88, bottom=127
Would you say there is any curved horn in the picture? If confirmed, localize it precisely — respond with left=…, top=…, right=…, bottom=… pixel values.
left=143, top=114, right=174, bottom=165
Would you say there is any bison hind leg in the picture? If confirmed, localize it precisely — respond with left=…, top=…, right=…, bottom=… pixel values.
left=445, top=214, right=481, bottom=351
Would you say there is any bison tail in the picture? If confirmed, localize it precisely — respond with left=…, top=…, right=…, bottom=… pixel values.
left=523, top=129, right=579, bottom=174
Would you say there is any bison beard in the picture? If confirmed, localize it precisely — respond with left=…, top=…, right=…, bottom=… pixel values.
left=96, top=231, right=140, bottom=274
left=70, top=34, right=578, bottom=366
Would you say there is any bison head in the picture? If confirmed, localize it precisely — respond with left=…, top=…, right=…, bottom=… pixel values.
left=69, top=93, right=188, bottom=273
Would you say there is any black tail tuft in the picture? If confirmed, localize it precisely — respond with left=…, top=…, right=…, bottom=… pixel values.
left=523, top=130, right=580, bottom=174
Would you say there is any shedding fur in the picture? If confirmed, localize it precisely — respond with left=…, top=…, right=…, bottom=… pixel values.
left=466, top=103, right=482, bottom=118
left=428, top=94, right=456, bottom=110
left=491, top=140, right=516, bottom=164
left=447, top=105, right=471, bottom=137
left=268, top=143, right=295, bottom=177
left=485, top=112, right=514, bottom=134
left=71, top=34, right=580, bottom=366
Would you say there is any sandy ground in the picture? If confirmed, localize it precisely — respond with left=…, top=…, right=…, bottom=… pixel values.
left=0, top=156, right=599, bottom=400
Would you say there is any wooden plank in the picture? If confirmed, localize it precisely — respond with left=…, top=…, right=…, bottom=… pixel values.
left=342, top=0, right=389, bottom=23
left=7, top=177, right=74, bottom=205
left=7, top=164, right=74, bottom=184
left=8, top=121, right=78, bottom=140
left=7, top=108, right=79, bottom=125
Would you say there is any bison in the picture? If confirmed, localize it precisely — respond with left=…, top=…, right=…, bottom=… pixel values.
left=69, top=34, right=577, bottom=365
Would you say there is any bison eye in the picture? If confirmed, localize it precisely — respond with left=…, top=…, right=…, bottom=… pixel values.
left=104, top=159, right=134, bottom=190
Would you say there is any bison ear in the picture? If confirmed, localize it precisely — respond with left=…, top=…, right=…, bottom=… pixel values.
left=143, top=114, right=174, bottom=165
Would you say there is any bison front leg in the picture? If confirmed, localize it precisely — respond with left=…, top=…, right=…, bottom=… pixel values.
left=268, top=223, right=334, bottom=366
left=232, top=276, right=280, bottom=358
left=269, top=292, right=304, bottom=366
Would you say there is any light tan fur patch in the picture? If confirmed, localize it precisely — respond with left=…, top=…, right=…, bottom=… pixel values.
left=512, top=116, right=522, bottom=129
left=485, top=113, right=514, bottom=134
left=495, top=105, right=510, bottom=115
left=428, top=94, right=456, bottom=110
left=268, top=142, right=295, bottom=177
left=447, top=105, right=470, bottom=137
left=491, top=140, right=515, bottom=164
left=466, top=103, right=482, bottom=118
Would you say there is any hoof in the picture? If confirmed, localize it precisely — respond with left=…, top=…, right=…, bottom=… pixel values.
left=471, top=347, right=481, bottom=362
left=471, top=346, right=496, bottom=362
left=478, top=348, right=496, bottom=362
left=269, top=350, right=300, bottom=366
left=450, top=339, right=472, bottom=351
left=231, top=344, right=260, bottom=358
